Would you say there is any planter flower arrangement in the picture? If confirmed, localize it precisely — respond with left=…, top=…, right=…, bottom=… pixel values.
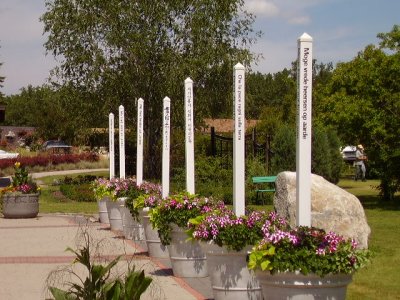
left=125, top=181, right=162, bottom=220
left=1, top=162, right=40, bottom=218
left=149, top=192, right=223, bottom=246
left=92, top=177, right=137, bottom=201
left=248, top=225, right=371, bottom=276
left=188, top=209, right=288, bottom=251
left=2, top=162, right=39, bottom=195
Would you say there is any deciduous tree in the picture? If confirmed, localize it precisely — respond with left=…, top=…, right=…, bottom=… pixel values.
left=41, top=0, right=260, bottom=177
left=317, top=26, right=400, bottom=200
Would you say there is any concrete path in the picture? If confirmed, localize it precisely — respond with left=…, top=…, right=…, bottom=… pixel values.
left=0, top=213, right=212, bottom=300
left=30, top=168, right=109, bottom=179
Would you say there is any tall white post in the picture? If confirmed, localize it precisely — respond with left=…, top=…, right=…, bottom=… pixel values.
left=162, top=97, right=171, bottom=199
left=136, top=98, right=144, bottom=186
left=233, top=63, right=246, bottom=216
left=119, top=105, right=126, bottom=179
left=296, top=33, right=313, bottom=226
left=109, top=113, right=115, bottom=179
left=184, top=78, right=195, bottom=194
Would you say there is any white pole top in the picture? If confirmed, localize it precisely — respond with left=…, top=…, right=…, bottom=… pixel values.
left=185, top=77, right=193, bottom=84
left=234, top=63, right=245, bottom=70
left=298, top=33, right=313, bottom=42
left=163, top=96, right=170, bottom=103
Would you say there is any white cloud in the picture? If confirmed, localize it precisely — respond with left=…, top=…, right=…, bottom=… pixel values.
left=245, top=0, right=314, bottom=26
left=287, top=15, right=311, bottom=25
left=245, top=0, right=280, bottom=17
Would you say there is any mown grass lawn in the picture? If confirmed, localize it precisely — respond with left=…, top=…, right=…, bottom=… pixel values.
left=38, top=170, right=107, bottom=214
left=337, top=179, right=400, bottom=300
left=37, top=172, right=400, bottom=299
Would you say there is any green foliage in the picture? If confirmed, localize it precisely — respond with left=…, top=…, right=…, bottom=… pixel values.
left=11, top=162, right=30, bottom=187
left=172, top=155, right=233, bottom=204
left=268, top=123, right=342, bottom=183
left=270, top=124, right=296, bottom=174
left=48, top=235, right=152, bottom=300
left=41, top=0, right=260, bottom=177
left=4, top=85, right=85, bottom=143
left=245, top=156, right=269, bottom=203
left=316, top=26, right=400, bottom=199
left=59, top=183, right=96, bottom=202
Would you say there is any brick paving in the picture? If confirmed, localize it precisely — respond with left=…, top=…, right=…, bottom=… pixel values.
left=0, top=213, right=212, bottom=300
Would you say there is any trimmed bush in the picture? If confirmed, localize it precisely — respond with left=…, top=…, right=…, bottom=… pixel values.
left=59, top=183, right=96, bottom=202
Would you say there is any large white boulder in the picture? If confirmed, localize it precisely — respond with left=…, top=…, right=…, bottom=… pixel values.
left=274, top=171, right=371, bottom=249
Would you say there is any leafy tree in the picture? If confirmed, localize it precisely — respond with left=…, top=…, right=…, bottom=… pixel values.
left=270, top=124, right=296, bottom=174
left=41, top=0, right=260, bottom=177
left=4, top=85, right=84, bottom=143
left=317, top=26, right=400, bottom=200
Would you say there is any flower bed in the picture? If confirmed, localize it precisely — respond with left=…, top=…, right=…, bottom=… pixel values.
left=0, top=152, right=99, bottom=169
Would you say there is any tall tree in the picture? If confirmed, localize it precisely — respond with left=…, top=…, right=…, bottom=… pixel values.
left=41, top=0, right=260, bottom=177
left=317, top=26, right=400, bottom=200
left=4, top=85, right=84, bottom=143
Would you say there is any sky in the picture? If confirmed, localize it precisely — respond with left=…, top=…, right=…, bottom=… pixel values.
left=0, top=0, right=399, bottom=96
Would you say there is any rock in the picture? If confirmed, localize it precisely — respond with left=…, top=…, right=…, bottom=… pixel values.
left=274, top=171, right=371, bottom=249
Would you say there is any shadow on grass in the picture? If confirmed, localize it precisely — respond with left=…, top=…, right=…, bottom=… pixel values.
left=358, top=195, right=400, bottom=210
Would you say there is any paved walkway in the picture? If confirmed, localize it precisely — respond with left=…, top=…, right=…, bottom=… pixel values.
left=30, top=168, right=109, bottom=179
left=1, top=169, right=213, bottom=300
left=0, top=213, right=212, bottom=300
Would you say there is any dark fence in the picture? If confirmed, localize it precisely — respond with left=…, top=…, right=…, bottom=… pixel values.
left=210, top=127, right=272, bottom=172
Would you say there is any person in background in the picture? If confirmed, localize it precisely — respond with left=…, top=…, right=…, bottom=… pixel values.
left=355, top=144, right=367, bottom=181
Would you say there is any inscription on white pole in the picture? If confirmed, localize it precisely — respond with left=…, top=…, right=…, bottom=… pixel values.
left=185, top=78, right=195, bottom=194
left=233, top=63, right=246, bottom=216
left=296, top=33, right=313, bottom=226
left=136, top=98, right=144, bottom=186
left=119, top=105, right=126, bottom=179
left=162, top=97, right=171, bottom=199
left=109, top=113, right=115, bottom=179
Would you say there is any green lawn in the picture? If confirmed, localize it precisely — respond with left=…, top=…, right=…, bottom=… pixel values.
left=38, top=171, right=107, bottom=214
left=337, top=179, right=400, bottom=299
left=37, top=173, right=400, bottom=299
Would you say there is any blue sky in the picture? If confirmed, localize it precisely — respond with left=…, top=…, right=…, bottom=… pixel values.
left=0, top=0, right=399, bottom=95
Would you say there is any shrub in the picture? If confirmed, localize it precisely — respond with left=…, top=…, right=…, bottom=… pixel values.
left=59, top=183, right=97, bottom=202
left=269, top=123, right=343, bottom=183
left=48, top=233, right=152, bottom=300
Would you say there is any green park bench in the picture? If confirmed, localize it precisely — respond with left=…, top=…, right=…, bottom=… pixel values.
left=252, top=176, right=277, bottom=205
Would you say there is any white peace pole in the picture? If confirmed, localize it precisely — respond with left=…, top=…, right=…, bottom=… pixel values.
left=119, top=105, right=126, bottom=179
left=233, top=63, right=246, bottom=216
left=184, top=78, right=195, bottom=194
left=162, top=97, right=171, bottom=199
left=136, top=98, right=144, bottom=186
left=109, top=113, right=115, bottom=179
left=296, top=33, right=313, bottom=226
